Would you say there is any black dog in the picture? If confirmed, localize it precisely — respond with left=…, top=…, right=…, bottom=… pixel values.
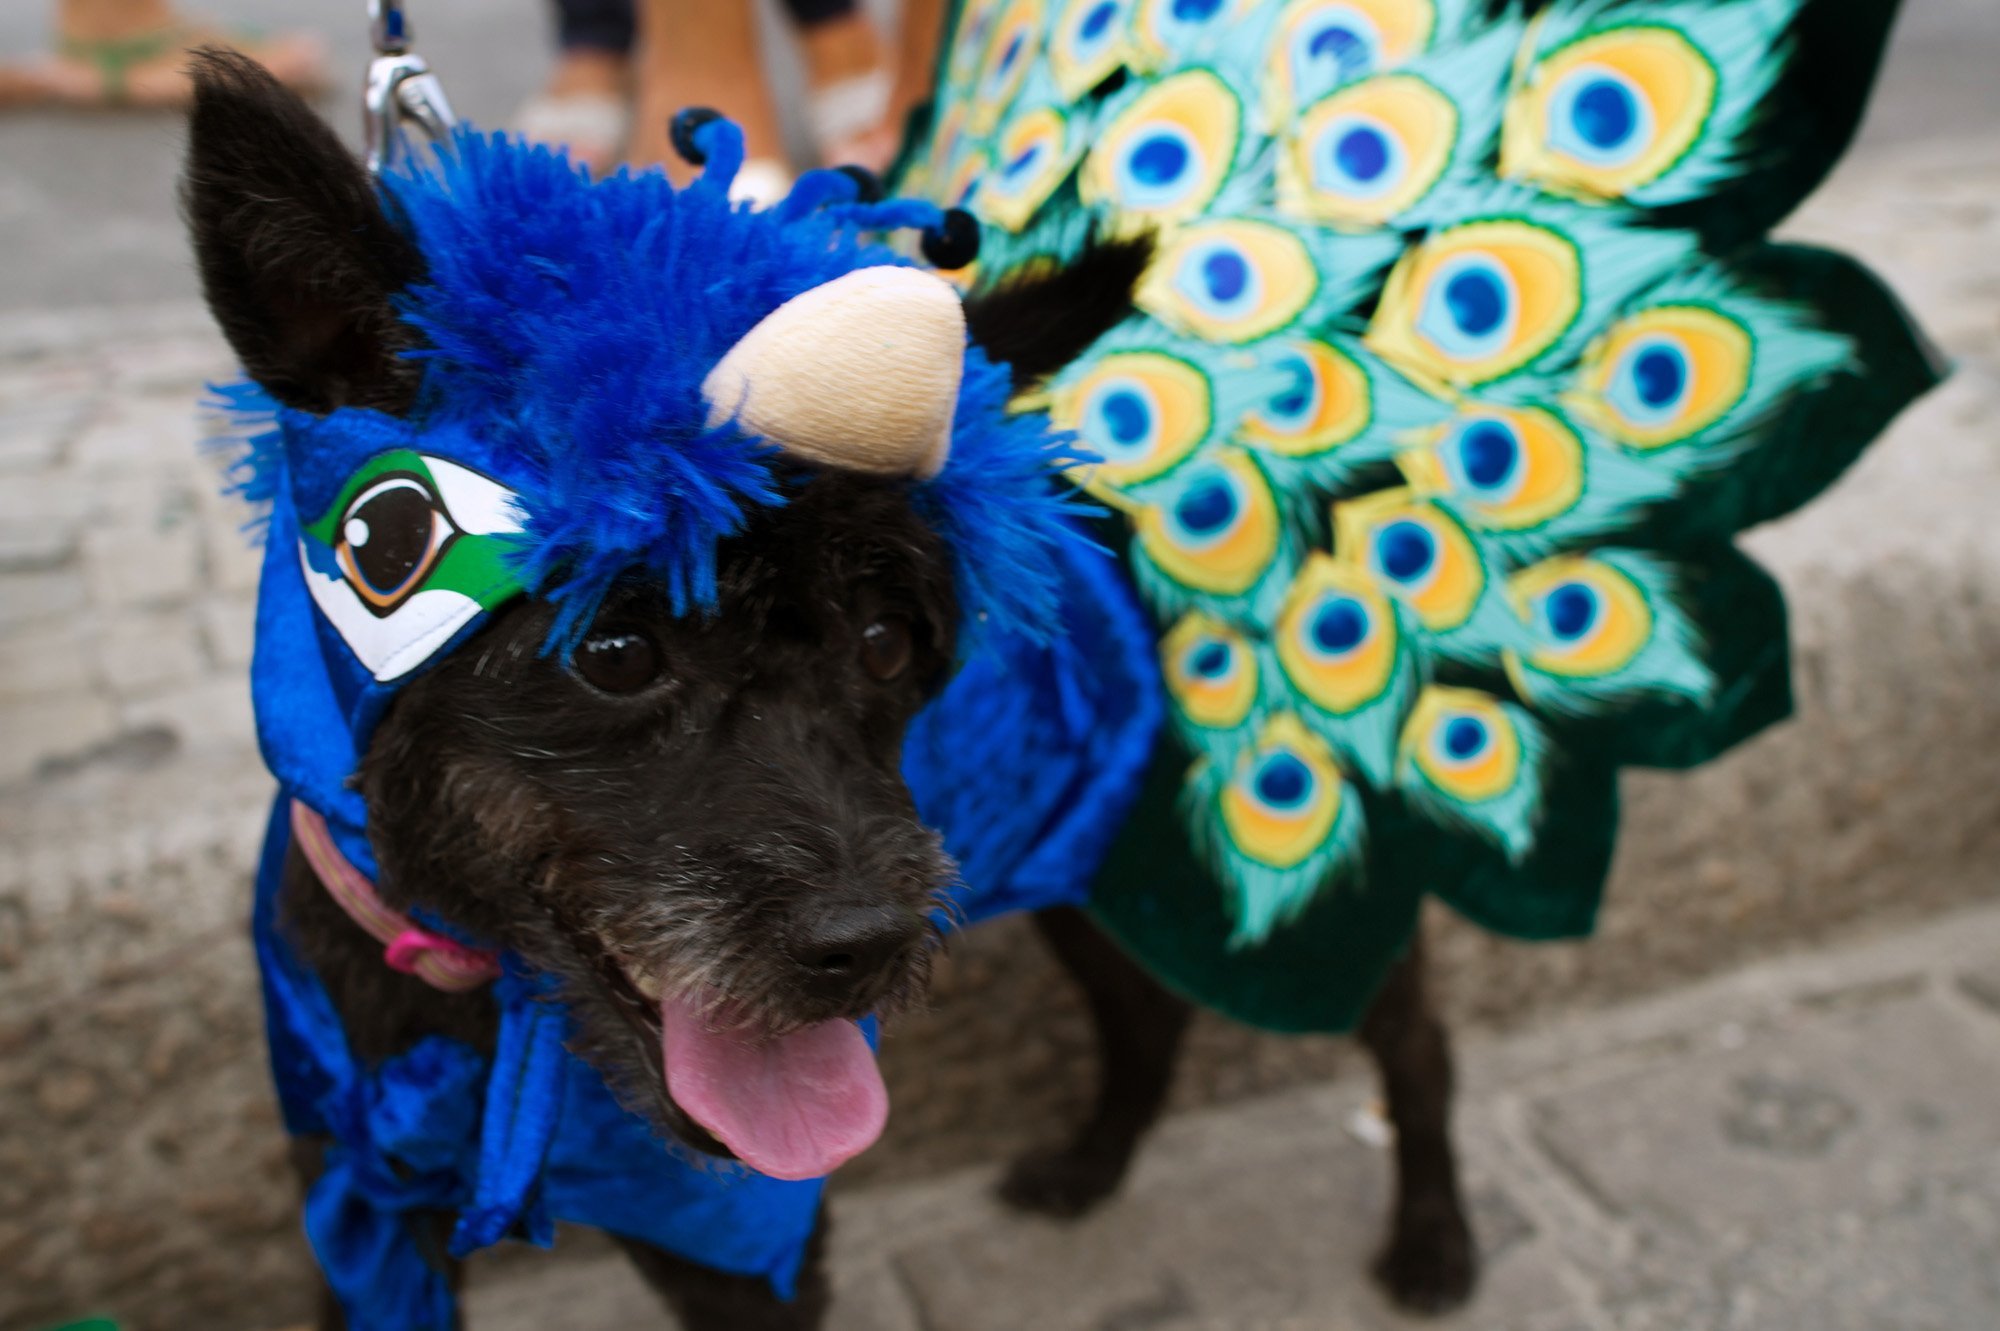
left=183, top=52, right=1468, bottom=1329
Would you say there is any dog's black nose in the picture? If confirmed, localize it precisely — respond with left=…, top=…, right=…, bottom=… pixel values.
left=788, top=905, right=921, bottom=996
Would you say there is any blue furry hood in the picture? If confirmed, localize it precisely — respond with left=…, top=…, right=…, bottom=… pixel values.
left=220, top=125, right=1088, bottom=656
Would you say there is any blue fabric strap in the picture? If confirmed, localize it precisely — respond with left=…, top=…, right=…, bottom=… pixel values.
left=451, top=964, right=568, bottom=1256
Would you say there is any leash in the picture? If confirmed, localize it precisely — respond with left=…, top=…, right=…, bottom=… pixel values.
left=363, top=0, right=457, bottom=174
left=290, top=800, right=502, bottom=992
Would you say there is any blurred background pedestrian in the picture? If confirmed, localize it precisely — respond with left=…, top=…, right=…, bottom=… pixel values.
left=0, top=0, right=325, bottom=108
left=520, top=0, right=934, bottom=196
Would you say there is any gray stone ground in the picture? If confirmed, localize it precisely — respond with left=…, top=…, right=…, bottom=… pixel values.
left=1, top=2, right=1999, bottom=1328
left=466, top=899, right=2000, bottom=1331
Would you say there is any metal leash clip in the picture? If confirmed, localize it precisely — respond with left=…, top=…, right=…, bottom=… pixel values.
left=364, top=0, right=458, bottom=175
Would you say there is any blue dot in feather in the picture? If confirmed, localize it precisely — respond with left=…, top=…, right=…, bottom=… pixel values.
left=1633, top=345, right=1686, bottom=409
left=1310, top=114, right=1408, bottom=204
left=1270, top=354, right=1315, bottom=419
left=1101, top=390, right=1152, bottom=447
left=1191, top=640, right=1232, bottom=677
left=1419, top=255, right=1521, bottom=363
left=1177, top=475, right=1239, bottom=537
left=1573, top=78, right=1637, bottom=151
left=1312, top=599, right=1368, bottom=654
left=1546, top=582, right=1598, bottom=640
left=1203, top=250, right=1250, bottom=302
left=1378, top=521, right=1436, bottom=582
left=1308, top=25, right=1370, bottom=82
left=1459, top=420, right=1518, bottom=490
left=1081, top=0, right=1119, bottom=39
left=1336, top=126, right=1390, bottom=183
left=1174, top=0, right=1225, bottom=20
left=1256, top=752, right=1313, bottom=807
left=1446, top=269, right=1507, bottom=338
left=1443, top=715, right=1488, bottom=760
left=1131, top=135, right=1191, bottom=186
left=1546, top=67, right=1654, bottom=169
left=1004, top=142, right=1042, bottom=178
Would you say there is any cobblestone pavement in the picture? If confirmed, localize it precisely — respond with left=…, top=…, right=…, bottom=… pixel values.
left=3, top=44, right=2000, bottom=1331
left=461, top=900, right=2000, bottom=1331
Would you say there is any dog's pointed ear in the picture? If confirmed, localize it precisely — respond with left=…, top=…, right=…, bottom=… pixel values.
left=961, top=231, right=1154, bottom=393
left=182, top=47, right=427, bottom=414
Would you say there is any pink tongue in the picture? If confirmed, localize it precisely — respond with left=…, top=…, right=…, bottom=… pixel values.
left=661, top=993, right=887, bottom=1182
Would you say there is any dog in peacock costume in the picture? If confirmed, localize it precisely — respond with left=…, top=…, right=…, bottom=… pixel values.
left=186, top=0, right=1933, bottom=1318
left=895, top=0, right=1938, bottom=1031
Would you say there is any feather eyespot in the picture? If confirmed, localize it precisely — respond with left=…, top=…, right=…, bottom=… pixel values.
left=1053, top=350, right=1212, bottom=491
left=1081, top=70, right=1241, bottom=221
left=1265, top=0, right=1438, bottom=117
left=1398, top=407, right=1585, bottom=533
left=1163, top=612, right=1259, bottom=729
left=1280, top=75, right=1457, bottom=226
left=1134, top=450, right=1282, bottom=595
left=1502, top=26, right=1719, bottom=201
left=1273, top=554, right=1398, bottom=716
left=1219, top=715, right=1346, bottom=869
left=1137, top=219, right=1320, bottom=344
left=1365, top=220, right=1582, bottom=389
left=1508, top=556, right=1653, bottom=679
left=1335, top=491, right=1486, bottom=632
left=1570, top=305, right=1752, bottom=449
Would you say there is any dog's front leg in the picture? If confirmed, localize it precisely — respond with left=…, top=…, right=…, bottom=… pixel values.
left=1357, top=925, right=1475, bottom=1314
left=613, top=1207, right=830, bottom=1330
left=998, top=906, right=1193, bottom=1218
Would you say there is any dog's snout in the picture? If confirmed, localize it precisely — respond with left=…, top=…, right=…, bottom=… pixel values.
left=789, top=904, right=922, bottom=992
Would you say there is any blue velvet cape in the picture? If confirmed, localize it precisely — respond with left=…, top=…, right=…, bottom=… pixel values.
left=250, top=533, right=1159, bottom=1329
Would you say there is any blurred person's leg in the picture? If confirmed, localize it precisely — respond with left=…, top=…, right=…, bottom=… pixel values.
left=788, top=0, right=893, bottom=169
left=796, top=0, right=947, bottom=175
left=628, top=0, right=790, bottom=200
left=0, top=0, right=325, bottom=109
left=516, top=0, right=636, bottom=174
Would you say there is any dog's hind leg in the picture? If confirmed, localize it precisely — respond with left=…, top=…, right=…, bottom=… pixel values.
left=998, top=906, right=1192, bottom=1218
left=614, top=1208, right=830, bottom=1330
left=1357, top=925, right=1475, bottom=1315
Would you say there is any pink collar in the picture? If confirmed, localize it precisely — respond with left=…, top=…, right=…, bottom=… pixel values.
left=290, top=800, right=503, bottom=993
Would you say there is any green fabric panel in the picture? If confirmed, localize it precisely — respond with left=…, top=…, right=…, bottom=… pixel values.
left=1397, top=751, right=1620, bottom=941
left=1088, top=734, right=1422, bottom=1035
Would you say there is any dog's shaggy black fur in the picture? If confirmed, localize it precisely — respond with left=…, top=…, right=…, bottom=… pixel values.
left=186, top=50, right=1471, bottom=1330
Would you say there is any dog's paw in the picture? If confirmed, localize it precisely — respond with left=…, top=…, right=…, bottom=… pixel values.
left=1371, top=1211, right=1477, bottom=1316
left=995, top=1146, right=1127, bottom=1219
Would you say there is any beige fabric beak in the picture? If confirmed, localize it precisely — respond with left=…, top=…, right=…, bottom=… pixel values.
left=702, top=266, right=965, bottom=479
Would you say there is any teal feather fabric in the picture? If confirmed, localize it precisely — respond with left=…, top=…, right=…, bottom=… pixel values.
left=898, top=0, right=1940, bottom=1030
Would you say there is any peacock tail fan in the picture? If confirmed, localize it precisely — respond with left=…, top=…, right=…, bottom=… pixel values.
left=896, top=0, right=1942, bottom=1032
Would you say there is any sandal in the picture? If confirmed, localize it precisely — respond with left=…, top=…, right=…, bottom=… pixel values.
left=514, top=90, right=632, bottom=176
left=0, top=22, right=327, bottom=111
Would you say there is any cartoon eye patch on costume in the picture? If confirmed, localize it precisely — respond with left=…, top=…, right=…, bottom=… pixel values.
left=300, top=449, right=525, bottom=682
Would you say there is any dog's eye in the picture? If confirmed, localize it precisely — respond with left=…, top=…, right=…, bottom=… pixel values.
left=335, top=475, right=454, bottom=611
left=860, top=616, right=914, bottom=681
left=574, top=628, right=665, bottom=695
